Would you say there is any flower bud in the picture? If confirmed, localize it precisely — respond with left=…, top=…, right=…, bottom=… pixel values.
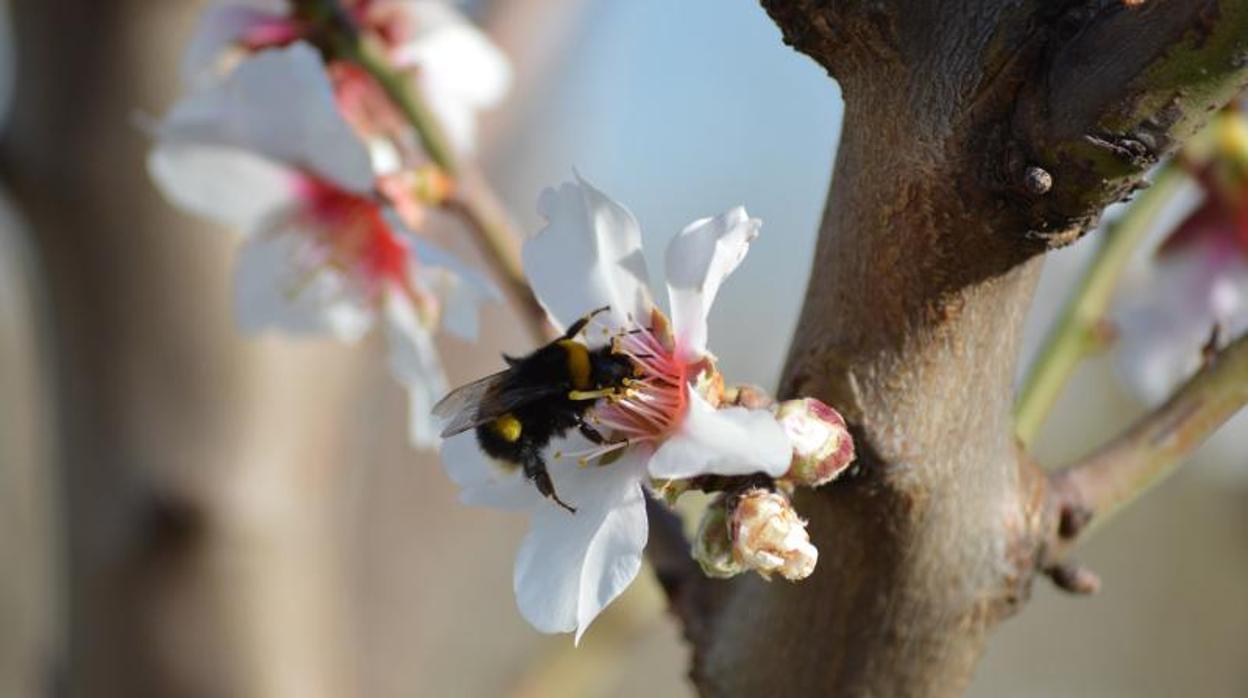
left=692, top=496, right=744, bottom=578
left=722, top=383, right=775, bottom=410
left=775, top=398, right=855, bottom=487
left=730, top=489, right=817, bottom=581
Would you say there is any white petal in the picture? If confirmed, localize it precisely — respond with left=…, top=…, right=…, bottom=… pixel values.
left=147, top=141, right=298, bottom=235
left=390, top=1, right=512, bottom=151
left=233, top=230, right=374, bottom=340
left=647, top=387, right=791, bottom=479
left=439, top=432, right=540, bottom=511
left=524, top=174, right=654, bottom=336
left=1115, top=244, right=1248, bottom=404
left=180, top=1, right=285, bottom=87
left=513, top=443, right=649, bottom=643
left=664, top=206, right=760, bottom=360
left=157, top=42, right=374, bottom=192
left=391, top=216, right=500, bottom=341
left=383, top=290, right=449, bottom=448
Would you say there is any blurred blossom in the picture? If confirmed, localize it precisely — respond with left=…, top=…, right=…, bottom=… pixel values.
left=1115, top=112, right=1248, bottom=405
left=182, top=0, right=510, bottom=160
left=148, top=43, right=493, bottom=446
left=439, top=175, right=790, bottom=641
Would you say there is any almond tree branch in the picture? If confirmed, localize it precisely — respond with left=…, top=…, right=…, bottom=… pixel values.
left=684, top=1, right=1248, bottom=695
left=1014, top=162, right=1186, bottom=447
left=1047, top=331, right=1248, bottom=551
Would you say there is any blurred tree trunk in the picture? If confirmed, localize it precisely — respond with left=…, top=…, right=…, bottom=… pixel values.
left=0, top=190, right=59, bottom=697
left=0, top=2, right=362, bottom=695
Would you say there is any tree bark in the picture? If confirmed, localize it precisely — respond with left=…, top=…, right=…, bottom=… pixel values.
left=682, top=1, right=1248, bottom=695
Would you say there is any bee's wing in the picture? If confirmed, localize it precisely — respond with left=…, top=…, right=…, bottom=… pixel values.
left=433, top=371, right=510, bottom=437
left=432, top=370, right=566, bottom=438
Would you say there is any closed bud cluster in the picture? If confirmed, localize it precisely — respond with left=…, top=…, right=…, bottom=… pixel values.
left=692, top=496, right=745, bottom=578
left=730, top=489, right=817, bottom=581
left=775, top=398, right=855, bottom=487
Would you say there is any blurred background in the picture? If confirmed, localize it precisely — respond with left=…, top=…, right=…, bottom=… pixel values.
left=0, top=0, right=1244, bottom=696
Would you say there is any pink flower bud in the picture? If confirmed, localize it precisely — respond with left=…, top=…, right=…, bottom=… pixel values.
left=775, top=398, right=855, bottom=487
left=730, top=489, right=817, bottom=581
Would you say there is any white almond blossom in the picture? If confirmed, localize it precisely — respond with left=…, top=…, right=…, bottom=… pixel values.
left=1113, top=113, right=1248, bottom=471
left=439, top=175, right=792, bottom=641
left=149, top=42, right=492, bottom=446
left=182, top=0, right=511, bottom=156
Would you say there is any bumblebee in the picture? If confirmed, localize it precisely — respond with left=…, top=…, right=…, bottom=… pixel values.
left=433, top=307, right=638, bottom=513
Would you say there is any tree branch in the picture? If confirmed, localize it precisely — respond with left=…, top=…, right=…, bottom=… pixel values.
left=683, top=2, right=1248, bottom=695
left=1047, top=331, right=1248, bottom=552
left=1012, top=0, right=1248, bottom=244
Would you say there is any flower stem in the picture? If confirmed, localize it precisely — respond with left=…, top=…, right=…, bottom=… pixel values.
left=1014, top=162, right=1186, bottom=448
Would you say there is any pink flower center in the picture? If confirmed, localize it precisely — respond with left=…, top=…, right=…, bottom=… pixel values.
left=563, top=318, right=694, bottom=465
left=293, top=174, right=431, bottom=314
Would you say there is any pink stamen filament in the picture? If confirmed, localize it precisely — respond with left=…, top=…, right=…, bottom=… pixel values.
left=562, top=320, right=691, bottom=465
left=291, top=174, right=438, bottom=320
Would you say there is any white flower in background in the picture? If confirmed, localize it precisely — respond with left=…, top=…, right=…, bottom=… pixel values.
left=439, top=175, right=792, bottom=641
left=182, top=0, right=511, bottom=157
left=149, top=43, right=492, bottom=446
left=1115, top=114, right=1248, bottom=404
left=1112, top=111, right=1248, bottom=476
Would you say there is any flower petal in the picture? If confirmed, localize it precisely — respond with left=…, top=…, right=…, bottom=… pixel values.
left=180, top=1, right=289, bottom=87
left=147, top=141, right=298, bottom=234
left=513, top=442, right=649, bottom=643
left=524, top=174, right=654, bottom=336
left=233, top=229, right=374, bottom=341
left=157, top=42, right=374, bottom=192
left=393, top=216, right=501, bottom=341
left=390, top=1, right=511, bottom=153
left=439, top=432, right=540, bottom=511
left=383, top=290, right=449, bottom=448
left=647, top=387, right=790, bottom=479
left=1115, top=241, right=1248, bottom=403
left=664, top=206, right=760, bottom=360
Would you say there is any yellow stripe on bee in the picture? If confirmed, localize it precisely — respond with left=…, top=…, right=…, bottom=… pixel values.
left=492, top=413, right=523, bottom=442
left=557, top=339, right=592, bottom=390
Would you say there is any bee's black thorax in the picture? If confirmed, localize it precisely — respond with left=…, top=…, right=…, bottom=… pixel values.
left=475, top=340, right=633, bottom=467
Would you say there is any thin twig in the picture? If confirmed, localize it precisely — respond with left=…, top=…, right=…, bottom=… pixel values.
left=1048, top=331, right=1248, bottom=548
left=1014, top=162, right=1186, bottom=447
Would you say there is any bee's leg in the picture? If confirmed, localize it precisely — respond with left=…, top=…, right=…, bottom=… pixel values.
left=568, top=388, right=620, bottom=401
left=522, top=449, right=576, bottom=514
left=576, top=417, right=608, bottom=445
left=561, top=305, right=611, bottom=340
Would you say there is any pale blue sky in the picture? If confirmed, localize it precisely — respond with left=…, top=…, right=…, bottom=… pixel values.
left=491, top=0, right=844, bottom=388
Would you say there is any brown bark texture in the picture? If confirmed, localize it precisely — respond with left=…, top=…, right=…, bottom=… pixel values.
left=672, top=1, right=1248, bottom=695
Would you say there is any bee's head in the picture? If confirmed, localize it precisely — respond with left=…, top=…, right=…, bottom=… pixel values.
left=590, top=348, right=638, bottom=389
